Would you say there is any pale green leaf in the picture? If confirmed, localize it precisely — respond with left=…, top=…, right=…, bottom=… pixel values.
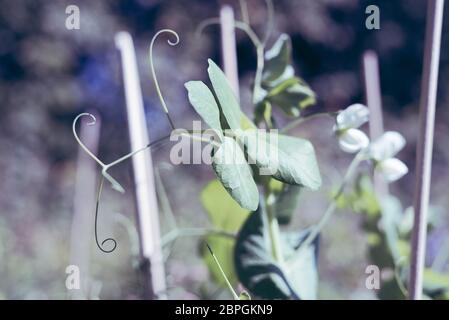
left=212, top=136, right=259, bottom=211
left=185, top=81, right=223, bottom=137
left=208, top=59, right=242, bottom=131
left=241, top=131, right=321, bottom=190
left=263, top=34, right=292, bottom=83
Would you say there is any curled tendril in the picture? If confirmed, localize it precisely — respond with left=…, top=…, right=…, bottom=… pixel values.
left=72, top=113, right=105, bottom=167
left=149, top=29, right=180, bottom=130
left=94, top=176, right=117, bottom=253
left=73, top=111, right=173, bottom=253
left=73, top=113, right=125, bottom=193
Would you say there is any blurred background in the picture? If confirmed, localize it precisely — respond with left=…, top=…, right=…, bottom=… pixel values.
left=1, top=0, right=449, bottom=299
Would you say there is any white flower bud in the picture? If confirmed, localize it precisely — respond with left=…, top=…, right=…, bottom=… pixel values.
left=336, top=104, right=370, bottom=130
left=369, top=131, right=406, bottom=161
left=338, top=128, right=370, bottom=153
left=376, top=158, right=408, bottom=182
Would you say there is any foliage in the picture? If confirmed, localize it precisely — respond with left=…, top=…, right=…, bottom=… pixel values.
left=69, top=0, right=448, bottom=301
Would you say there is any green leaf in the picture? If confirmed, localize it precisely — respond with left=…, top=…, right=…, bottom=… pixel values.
left=212, top=136, right=259, bottom=211
left=184, top=81, right=223, bottom=137
left=234, top=203, right=319, bottom=299
left=241, top=131, right=321, bottom=190
left=208, top=59, right=242, bottom=131
left=263, top=34, right=292, bottom=83
left=266, top=78, right=316, bottom=116
left=260, top=34, right=316, bottom=117
left=201, top=180, right=249, bottom=288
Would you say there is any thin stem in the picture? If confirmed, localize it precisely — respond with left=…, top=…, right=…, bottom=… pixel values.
left=234, top=21, right=262, bottom=48
left=252, top=45, right=265, bottom=105
left=265, top=193, right=284, bottom=265
left=297, top=152, right=364, bottom=252
left=206, top=243, right=239, bottom=300
left=161, top=228, right=236, bottom=247
left=177, top=131, right=222, bottom=148
left=280, top=112, right=336, bottom=134
left=102, top=134, right=171, bottom=193
left=149, top=29, right=180, bottom=130
left=107, top=134, right=171, bottom=169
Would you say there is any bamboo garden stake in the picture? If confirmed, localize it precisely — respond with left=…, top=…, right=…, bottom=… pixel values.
left=409, top=0, right=444, bottom=300
left=115, top=31, right=167, bottom=299
left=220, top=4, right=240, bottom=99
left=69, top=112, right=101, bottom=299
left=363, top=51, right=388, bottom=197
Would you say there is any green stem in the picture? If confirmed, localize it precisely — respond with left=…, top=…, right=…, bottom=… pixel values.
left=253, top=45, right=266, bottom=105
left=161, top=228, right=236, bottom=247
left=265, top=193, right=284, bottom=264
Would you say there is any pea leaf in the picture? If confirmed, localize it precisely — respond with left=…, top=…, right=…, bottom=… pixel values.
left=241, top=131, right=321, bottom=190
left=261, top=34, right=316, bottom=117
left=201, top=180, right=249, bottom=288
left=185, top=81, right=223, bottom=137
left=212, top=136, right=259, bottom=211
left=208, top=59, right=243, bottom=131
left=234, top=203, right=319, bottom=299
left=263, top=34, right=291, bottom=83
left=266, top=78, right=316, bottom=116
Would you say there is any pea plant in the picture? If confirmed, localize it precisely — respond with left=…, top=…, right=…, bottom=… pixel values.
left=72, top=2, right=427, bottom=300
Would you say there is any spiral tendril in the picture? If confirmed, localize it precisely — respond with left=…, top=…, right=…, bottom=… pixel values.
left=94, top=176, right=117, bottom=253
left=72, top=113, right=105, bottom=167
left=149, top=29, right=180, bottom=130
